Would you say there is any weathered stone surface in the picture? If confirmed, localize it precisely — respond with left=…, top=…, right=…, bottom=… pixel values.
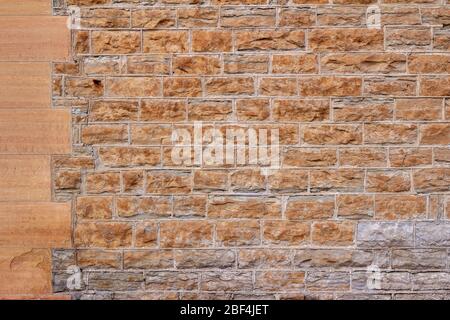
left=220, top=7, right=275, bottom=27
left=299, top=77, right=362, bottom=97
left=267, top=169, right=309, bottom=193
left=143, top=31, right=188, bottom=53
left=173, top=55, right=220, bottom=75
left=208, top=196, right=281, bottom=219
left=392, top=249, right=447, bottom=269
left=375, top=195, right=426, bottom=220
left=283, top=148, right=337, bottom=167
left=294, top=249, right=389, bottom=268
left=88, top=272, right=144, bottom=291
left=78, top=250, right=121, bottom=269
left=306, top=272, right=350, bottom=291
left=413, top=169, right=450, bottom=193
left=200, top=272, right=253, bottom=292
left=357, top=222, right=414, bottom=248
left=333, top=98, right=393, bottom=122
left=74, top=222, right=132, bottom=248
left=309, top=29, right=383, bottom=51
left=321, top=53, right=406, bottom=74
left=76, top=196, right=113, bottom=219
left=255, top=271, right=305, bottom=291
left=273, top=99, right=329, bottom=121
left=272, top=54, right=317, bottom=74
left=339, top=147, right=387, bottom=167
left=285, top=196, right=335, bottom=220
left=337, top=195, right=374, bottom=219
left=312, top=221, right=355, bottom=246
left=160, top=221, right=214, bottom=248
left=175, top=250, right=235, bottom=269
left=235, top=30, right=305, bottom=51
left=263, top=220, right=310, bottom=246
left=366, top=170, right=411, bottom=193
left=124, top=250, right=173, bottom=269
left=116, top=196, right=171, bottom=218
left=92, top=31, right=140, bottom=54
left=238, top=249, right=291, bottom=269
left=310, top=169, right=364, bottom=192
left=352, top=271, right=411, bottom=291
left=145, top=271, right=198, bottom=291
left=416, top=222, right=450, bottom=247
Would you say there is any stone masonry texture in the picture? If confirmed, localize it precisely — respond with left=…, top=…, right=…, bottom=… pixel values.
left=52, top=0, right=449, bottom=300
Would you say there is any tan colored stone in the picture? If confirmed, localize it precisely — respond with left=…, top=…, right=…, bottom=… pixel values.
left=389, top=148, right=432, bottom=167
left=283, top=148, right=337, bottom=167
left=333, top=98, right=393, bottom=122
left=310, top=169, right=365, bottom=192
left=364, top=77, right=416, bottom=96
left=230, top=169, right=265, bottom=192
left=259, top=77, right=297, bottom=96
left=304, top=125, right=362, bottom=145
left=299, top=77, right=362, bottom=97
left=143, top=31, right=188, bottom=53
left=337, top=194, right=374, bottom=218
left=81, top=125, right=128, bottom=145
left=163, top=77, right=202, bottom=97
left=173, top=55, right=220, bottom=75
left=205, top=77, right=254, bottom=96
left=0, top=203, right=71, bottom=248
left=273, top=99, right=329, bottom=121
left=98, top=147, right=160, bottom=167
left=235, top=30, right=305, bottom=51
left=420, top=124, right=450, bottom=145
left=124, top=250, right=173, bottom=269
left=367, top=170, right=411, bottom=192
left=188, top=100, right=233, bottom=121
left=312, top=221, right=355, bottom=246
left=255, top=271, right=305, bottom=291
left=147, top=171, right=192, bottom=194
left=131, top=9, right=175, bottom=28
left=173, top=195, right=206, bottom=217
left=77, top=196, right=112, bottom=220
left=263, top=221, right=310, bottom=246
left=420, top=77, right=450, bottom=96
left=193, top=170, right=228, bottom=191
left=267, top=169, right=309, bottom=192
left=224, top=54, right=269, bottom=74
left=178, top=8, right=218, bottom=27
left=309, top=28, right=383, bottom=51
left=286, top=196, right=335, bottom=220
left=208, top=196, right=281, bottom=219
left=192, top=30, right=232, bottom=52
left=216, top=221, right=260, bottom=246
left=90, top=100, right=139, bottom=122
left=92, top=31, right=140, bottom=54
left=375, top=195, right=426, bottom=220
left=117, top=196, right=171, bottom=218
left=236, top=99, right=270, bottom=121
left=106, top=77, right=161, bottom=97
left=135, top=221, right=158, bottom=248
left=364, top=124, right=417, bottom=144
left=78, top=250, right=121, bottom=269
left=396, top=98, right=442, bottom=121
left=221, top=7, right=275, bottom=27
left=339, top=148, right=387, bottom=167
left=160, top=221, right=213, bottom=248
left=321, top=53, right=406, bottom=74
left=86, top=172, right=121, bottom=194
left=140, top=99, right=186, bottom=121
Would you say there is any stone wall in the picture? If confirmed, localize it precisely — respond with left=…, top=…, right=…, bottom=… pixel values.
left=52, top=0, right=450, bottom=299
